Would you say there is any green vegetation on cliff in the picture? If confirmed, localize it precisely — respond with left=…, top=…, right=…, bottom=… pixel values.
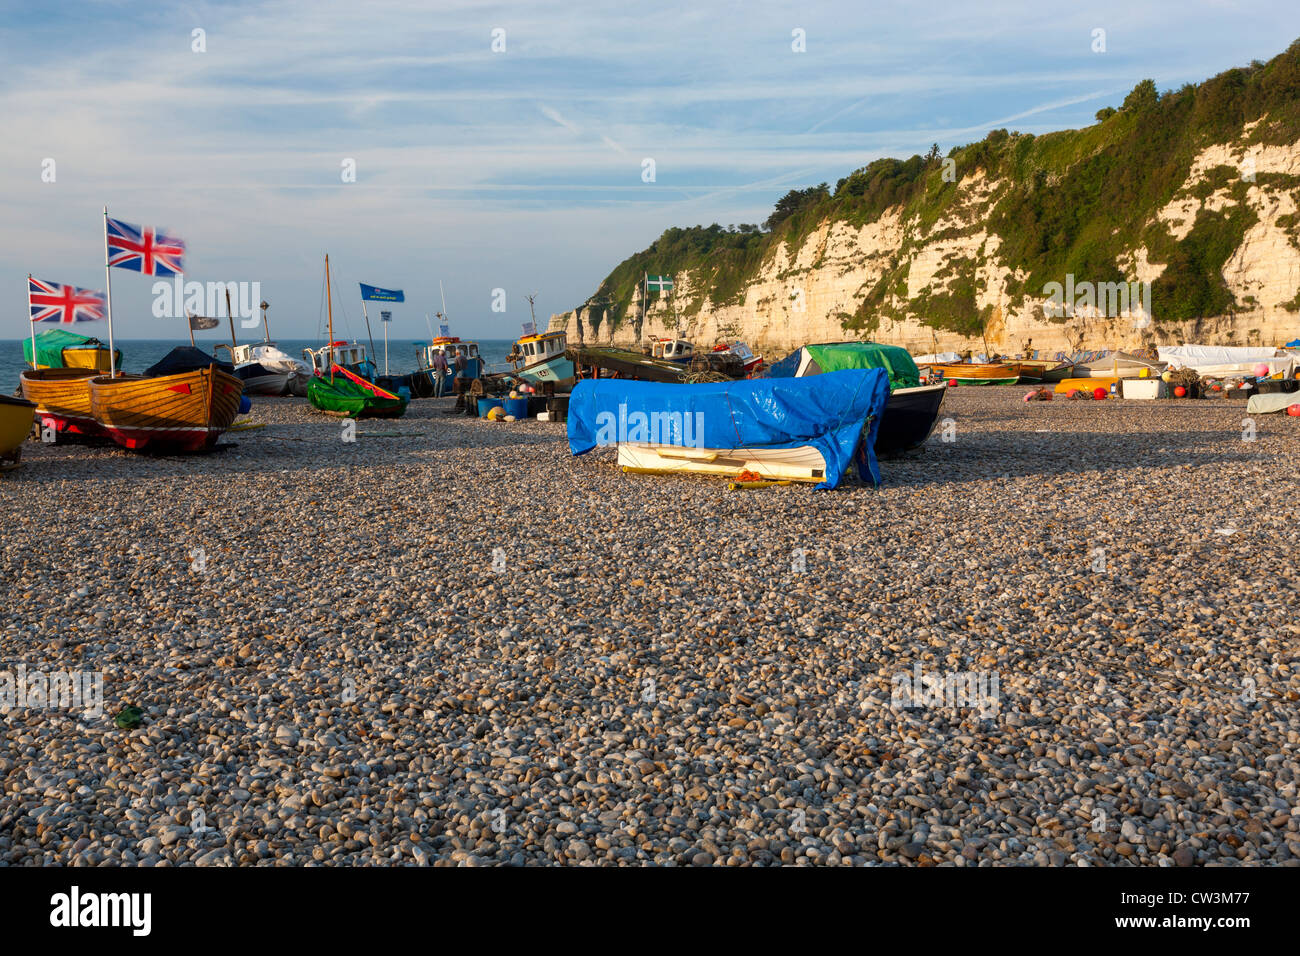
left=579, top=41, right=1300, bottom=335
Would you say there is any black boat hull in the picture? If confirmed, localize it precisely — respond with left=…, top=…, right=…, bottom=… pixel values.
left=875, top=384, right=946, bottom=456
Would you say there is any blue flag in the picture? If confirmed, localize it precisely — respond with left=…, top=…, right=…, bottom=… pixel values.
left=360, top=283, right=404, bottom=303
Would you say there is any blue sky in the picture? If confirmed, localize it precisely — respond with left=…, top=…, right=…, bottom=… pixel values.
left=2, top=0, right=1298, bottom=341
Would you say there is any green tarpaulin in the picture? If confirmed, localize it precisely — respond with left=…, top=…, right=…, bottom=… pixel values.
left=22, top=329, right=119, bottom=369
left=768, top=342, right=921, bottom=390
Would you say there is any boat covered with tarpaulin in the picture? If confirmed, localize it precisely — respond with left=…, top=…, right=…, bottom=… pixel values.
left=1157, top=344, right=1298, bottom=378
left=763, top=342, right=946, bottom=456
left=567, top=368, right=891, bottom=489
left=23, top=329, right=120, bottom=371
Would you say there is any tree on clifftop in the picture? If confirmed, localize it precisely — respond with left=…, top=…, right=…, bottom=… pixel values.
left=1121, top=79, right=1159, bottom=112
left=763, top=183, right=830, bottom=231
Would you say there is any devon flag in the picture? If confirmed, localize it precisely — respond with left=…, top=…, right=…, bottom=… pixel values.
left=646, top=274, right=673, bottom=292
left=360, top=283, right=404, bottom=303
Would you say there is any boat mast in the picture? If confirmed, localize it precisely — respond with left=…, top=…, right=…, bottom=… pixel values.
left=261, top=300, right=270, bottom=342
left=325, top=255, right=335, bottom=383
left=225, top=289, right=238, bottom=351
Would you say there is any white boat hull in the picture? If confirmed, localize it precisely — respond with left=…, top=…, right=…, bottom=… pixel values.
left=238, top=369, right=292, bottom=395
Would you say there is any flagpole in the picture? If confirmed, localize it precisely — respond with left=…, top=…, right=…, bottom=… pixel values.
left=103, top=207, right=116, bottom=377
left=27, top=274, right=36, bottom=370
left=361, top=298, right=376, bottom=371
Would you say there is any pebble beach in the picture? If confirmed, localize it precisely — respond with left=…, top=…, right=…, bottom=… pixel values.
left=2, top=389, right=1298, bottom=867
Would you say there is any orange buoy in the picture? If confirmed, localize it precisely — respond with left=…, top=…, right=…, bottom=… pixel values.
left=1287, top=404, right=1300, bottom=417
left=1173, top=385, right=1187, bottom=398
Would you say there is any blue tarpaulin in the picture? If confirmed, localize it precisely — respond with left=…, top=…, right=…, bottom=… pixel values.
left=567, top=368, right=891, bottom=489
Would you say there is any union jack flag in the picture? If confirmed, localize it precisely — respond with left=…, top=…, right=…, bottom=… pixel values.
left=106, top=216, right=185, bottom=276
left=28, top=277, right=107, bottom=323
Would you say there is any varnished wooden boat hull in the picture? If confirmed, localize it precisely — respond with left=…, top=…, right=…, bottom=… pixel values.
left=89, top=367, right=244, bottom=451
left=931, top=363, right=1019, bottom=385
left=19, top=368, right=103, bottom=435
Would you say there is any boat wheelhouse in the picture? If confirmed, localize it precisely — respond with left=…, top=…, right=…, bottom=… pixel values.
left=412, top=336, right=483, bottom=396
left=303, top=341, right=374, bottom=378
left=511, top=330, right=574, bottom=386
left=650, top=338, right=694, bottom=363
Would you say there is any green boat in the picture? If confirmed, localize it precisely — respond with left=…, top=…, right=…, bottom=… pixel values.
left=307, top=255, right=408, bottom=419
left=308, top=364, right=408, bottom=418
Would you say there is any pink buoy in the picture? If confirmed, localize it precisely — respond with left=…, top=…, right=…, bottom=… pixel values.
left=1253, top=362, right=1271, bottom=378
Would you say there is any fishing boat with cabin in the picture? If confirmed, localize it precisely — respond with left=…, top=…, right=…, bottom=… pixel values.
left=650, top=338, right=695, bottom=364
left=412, top=336, right=482, bottom=396
left=509, top=329, right=575, bottom=387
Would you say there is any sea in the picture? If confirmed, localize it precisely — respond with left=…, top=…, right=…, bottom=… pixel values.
left=1, top=337, right=519, bottom=391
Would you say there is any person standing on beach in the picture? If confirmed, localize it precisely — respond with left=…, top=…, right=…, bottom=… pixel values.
left=432, top=349, right=449, bottom=397
left=451, top=349, right=471, bottom=400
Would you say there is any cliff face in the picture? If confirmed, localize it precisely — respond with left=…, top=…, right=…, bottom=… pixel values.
left=552, top=48, right=1300, bottom=357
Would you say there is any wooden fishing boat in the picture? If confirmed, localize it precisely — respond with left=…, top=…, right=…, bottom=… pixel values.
left=19, top=367, right=103, bottom=435
left=88, top=366, right=243, bottom=451
left=0, top=394, right=36, bottom=469
left=308, top=364, right=408, bottom=418
left=929, top=363, right=1019, bottom=385
left=1009, top=360, right=1069, bottom=384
